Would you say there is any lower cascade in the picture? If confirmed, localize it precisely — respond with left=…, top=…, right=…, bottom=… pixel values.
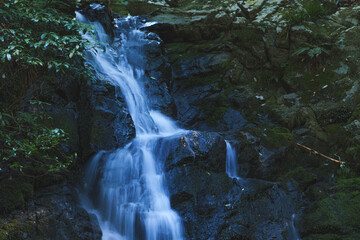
left=77, top=11, right=184, bottom=240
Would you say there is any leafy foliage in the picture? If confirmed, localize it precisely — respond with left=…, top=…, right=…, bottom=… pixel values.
left=282, top=0, right=329, bottom=26
left=0, top=0, right=92, bottom=72
left=0, top=0, right=101, bottom=111
left=0, top=106, right=73, bottom=175
left=292, top=42, right=331, bottom=71
left=0, top=0, right=94, bottom=175
left=293, top=43, right=330, bottom=59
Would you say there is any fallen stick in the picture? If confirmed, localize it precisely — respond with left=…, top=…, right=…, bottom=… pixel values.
left=296, top=143, right=344, bottom=165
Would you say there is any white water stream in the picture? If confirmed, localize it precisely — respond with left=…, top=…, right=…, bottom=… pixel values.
left=77, top=11, right=185, bottom=240
left=225, top=140, right=239, bottom=179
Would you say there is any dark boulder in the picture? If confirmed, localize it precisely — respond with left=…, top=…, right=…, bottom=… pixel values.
left=0, top=184, right=101, bottom=240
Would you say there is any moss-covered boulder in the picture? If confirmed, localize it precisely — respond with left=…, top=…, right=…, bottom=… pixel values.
left=263, top=126, right=294, bottom=149
left=0, top=179, right=34, bottom=215
left=303, top=178, right=360, bottom=239
left=0, top=220, right=34, bottom=240
left=0, top=185, right=101, bottom=240
left=279, top=166, right=317, bottom=191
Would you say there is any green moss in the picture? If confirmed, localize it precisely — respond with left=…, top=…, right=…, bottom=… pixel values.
left=305, top=233, right=343, bottom=240
left=345, top=143, right=360, bottom=172
left=336, top=178, right=360, bottom=193
left=231, top=27, right=262, bottom=49
left=342, top=26, right=360, bottom=48
left=279, top=166, right=316, bottom=191
left=176, top=0, right=224, bottom=10
left=350, top=105, right=360, bottom=122
left=283, top=59, right=339, bottom=94
left=305, top=197, right=342, bottom=233
left=263, top=127, right=294, bottom=148
left=199, top=93, right=230, bottom=126
left=305, top=179, right=360, bottom=237
left=260, top=70, right=280, bottom=86
left=0, top=220, right=34, bottom=240
left=166, top=42, right=219, bottom=63
left=303, top=0, right=329, bottom=20
left=182, top=74, right=221, bottom=88
left=324, top=124, right=347, bottom=146
left=0, top=179, right=34, bottom=215
left=281, top=0, right=330, bottom=26
left=0, top=229, right=7, bottom=240
left=282, top=8, right=307, bottom=26
left=319, top=105, right=352, bottom=126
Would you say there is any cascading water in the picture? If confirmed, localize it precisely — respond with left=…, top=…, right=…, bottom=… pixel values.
left=77, top=9, right=184, bottom=240
left=225, top=140, right=239, bottom=179
left=288, top=214, right=301, bottom=240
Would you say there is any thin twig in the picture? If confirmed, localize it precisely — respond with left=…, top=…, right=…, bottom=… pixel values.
left=296, top=143, right=343, bottom=164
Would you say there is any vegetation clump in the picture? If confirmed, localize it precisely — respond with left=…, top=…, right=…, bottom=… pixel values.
left=263, top=127, right=294, bottom=148
left=282, top=0, right=330, bottom=26
left=0, top=0, right=94, bottom=176
left=279, top=166, right=317, bottom=191
left=0, top=178, right=33, bottom=215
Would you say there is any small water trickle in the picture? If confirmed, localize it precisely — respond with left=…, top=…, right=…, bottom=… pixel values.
left=288, top=213, right=301, bottom=240
left=225, top=140, right=239, bottom=179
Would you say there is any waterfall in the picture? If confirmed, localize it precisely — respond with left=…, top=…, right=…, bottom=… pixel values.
left=77, top=10, right=184, bottom=240
left=288, top=213, right=301, bottom=240
left=225, top=140, right=239, bottom=179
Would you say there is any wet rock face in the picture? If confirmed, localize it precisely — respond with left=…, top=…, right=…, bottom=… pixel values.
left=141, top=31, right=176, bottom=115
left=0, top=185, right=101, bottom=240
left=166, top=165, right=296, bottom=240
left=159, top=131, right=227, bottom=172
left=159, top=131, right=297, bottom=239
left=79, top=80, right=135, bottom=159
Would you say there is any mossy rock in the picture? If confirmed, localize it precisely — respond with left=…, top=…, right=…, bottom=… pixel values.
left=199, top=93, right=230, bottom=126
left=305, top=197, right=343, bottom=234
left=263, top=126, right=294, bottom=148
left=318, top=104, right=352, bottom=126
left=304, top=180, right=360, bottom=237
left=263, top=97, right=300, bottom=129
left=279, top=166, right=316, bottom=191
left=0, top=220, right=34, bottom=240
left=350, top=105, right=360, bottom=122
left=0, top=179, right=34, bottom=215
left=231, top=27, right=263, bottom=49
left=282, top=59, right=340, bottom=94
left=336, top=178, right=360, bottom=193
left=0, top=229, right=7, bottom=240
left=304, top=233, right=343, bottom=240
left=112, top=1, right=162, bottom=16
left=324, top=124, right=347, bottom=146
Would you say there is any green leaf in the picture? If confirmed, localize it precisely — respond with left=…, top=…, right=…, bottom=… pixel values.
left=292, top=47, right=310, bottom=56
left=6, top=54, right=11, bottom=61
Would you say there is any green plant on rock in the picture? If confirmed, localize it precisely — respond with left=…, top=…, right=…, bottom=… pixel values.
left=0, top=109, right=73, bottom=175
left=282, top=0, right=330, bottom=26
left=303, top=0, right=329, bottom=20
left=292, top=42, right=330, bottom=70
